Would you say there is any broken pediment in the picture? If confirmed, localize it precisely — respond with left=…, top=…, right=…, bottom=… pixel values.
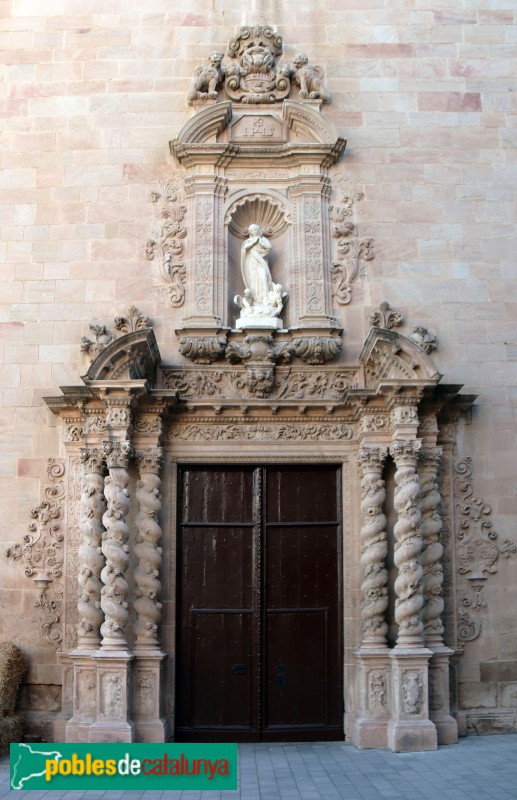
left=360, top=326, right=442, bottom=390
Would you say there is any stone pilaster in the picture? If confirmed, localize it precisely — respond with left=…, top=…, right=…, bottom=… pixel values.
left=99, top=440, right=133, bottom=650
left=388, top=438, right=436, bottom=752
left=289, top=180, right=336, bottom=328
left=420, top=446, right=458, bottom=745
left=184, top=176, right=227, bottom=326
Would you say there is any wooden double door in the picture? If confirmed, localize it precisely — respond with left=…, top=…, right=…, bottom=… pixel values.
left=176, top=464, right=343, bottom=742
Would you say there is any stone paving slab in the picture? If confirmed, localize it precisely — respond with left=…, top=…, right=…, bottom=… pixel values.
left=1, top=736, right=517, bottom=800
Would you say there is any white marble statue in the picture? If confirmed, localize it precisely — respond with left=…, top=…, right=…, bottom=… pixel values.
left=235, top=224, right=286, bottom=329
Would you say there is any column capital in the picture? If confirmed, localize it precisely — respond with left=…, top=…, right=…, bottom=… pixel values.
left=103, top=440, right=134, bottom=470
left=135, top=447, right=164, bottom=476
left=80, top=447, right=106, bottom=474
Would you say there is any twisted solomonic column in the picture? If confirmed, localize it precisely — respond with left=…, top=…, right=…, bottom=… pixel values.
left=134, top=448, right=164, bottom=649
left=357, top=446, right=389, bottom=647
left=100, top=441, right=133, bottom=649
left=391, top=439, right=425, bottom=648
left=77, top=448, right=106, bottom=649
left=419, top=447, right=445, bottom=648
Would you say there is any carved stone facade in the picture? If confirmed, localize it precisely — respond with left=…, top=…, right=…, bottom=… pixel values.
left=2, top=16, right=516, bottom=752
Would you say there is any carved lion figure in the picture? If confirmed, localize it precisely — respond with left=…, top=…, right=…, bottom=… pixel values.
left=292, top=53, right=330, bottom=102
left=187, top=51, right=225, bottom=104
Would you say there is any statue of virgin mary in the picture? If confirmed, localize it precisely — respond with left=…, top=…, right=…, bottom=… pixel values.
left=235, top=224, right=286, bottom=328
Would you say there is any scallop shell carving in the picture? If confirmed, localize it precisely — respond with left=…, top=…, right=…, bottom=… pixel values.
left=227, top=196, right=290, bottom=238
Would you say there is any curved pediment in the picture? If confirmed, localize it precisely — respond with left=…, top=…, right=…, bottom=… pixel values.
left=283, top=100, right=345, bottom=147
left=173, top=101, right=232, bottom=145
left=359, top=326, right=442, bottom=390
left=83, top=329, right=161, bottom=384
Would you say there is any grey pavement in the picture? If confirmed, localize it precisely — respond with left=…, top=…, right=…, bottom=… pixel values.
left=2, top=735, right=517, bottom=800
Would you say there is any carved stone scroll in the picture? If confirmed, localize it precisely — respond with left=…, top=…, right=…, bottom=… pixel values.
left=390, top=440, right=425, bottom=647
left=134, top=449, right=164, bottom=649
left=357, top=447, right=389, bottom=647
left=100, top=441, right=133, bottom=649
left=77, top=448, right=106, bottom=650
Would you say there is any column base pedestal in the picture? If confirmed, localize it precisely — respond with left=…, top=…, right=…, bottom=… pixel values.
left=351, top=647, right=390, bottom=749
left=89, top=721, right=135, bottom=743
left=352, top=719, right=388, bottom=750
left=387, top=718, right=437, bottom=753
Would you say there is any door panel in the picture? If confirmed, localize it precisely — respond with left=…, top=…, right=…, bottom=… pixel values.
left=176, top=464, right=343, bottom=742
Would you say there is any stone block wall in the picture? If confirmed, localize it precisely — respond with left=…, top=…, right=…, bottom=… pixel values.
left=1, top=0, right=516, bottom=738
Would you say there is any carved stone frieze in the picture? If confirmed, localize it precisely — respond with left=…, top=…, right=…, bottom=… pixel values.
left=159, top=366, right=356, bottom=403
left=361, top=414, right=390, bottom=434
left=454, top=457, right=516, bottom=648
left=146, top=180, right=187, bottom=308
left=170, top=420, right=354, bottom=442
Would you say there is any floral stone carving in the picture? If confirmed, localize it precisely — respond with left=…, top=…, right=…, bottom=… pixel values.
left=146, top=180, right=187, bottom=308
left=329, top=188, right=374, bottom=306
left=6, top=459, right=66, bottom=650
left=369, top=301, right=403, bottom=330
left=454, top=457, right=516, bottom=647
left=80, top=324, right=115, bottom=361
